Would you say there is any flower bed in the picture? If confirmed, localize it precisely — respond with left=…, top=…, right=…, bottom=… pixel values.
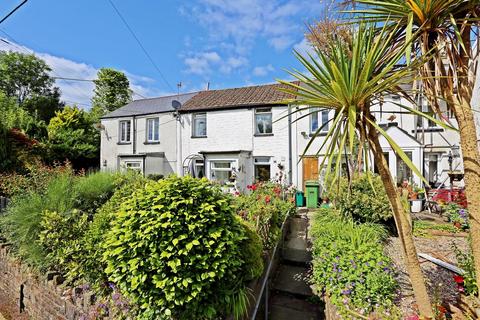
left=310, top=208, right=400, bottom=318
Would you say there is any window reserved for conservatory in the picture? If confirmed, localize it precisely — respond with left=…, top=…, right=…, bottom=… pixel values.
left=254, top=157, right=271, bottom=182
left=255, top=108, right=272, bottom=135
left=119, top=120, right=131, bottom=143
left=147, top=117, right=159, bottom=142
left=125, top=161, right=141, bottom=171
left=211, top=161, right=233, bottom=184
left=310, top=108, right=329, bottom=133
left=193, top=113, right=207, bottom=137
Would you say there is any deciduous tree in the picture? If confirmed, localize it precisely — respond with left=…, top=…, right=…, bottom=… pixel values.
left=90, top=68, right=132, bottom=119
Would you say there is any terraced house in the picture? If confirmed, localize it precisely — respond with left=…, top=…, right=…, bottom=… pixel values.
left=100, top=82, right=479, bottom=192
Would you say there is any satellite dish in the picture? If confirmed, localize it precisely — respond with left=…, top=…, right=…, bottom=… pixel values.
left=172, top=100, right=182, bottom=110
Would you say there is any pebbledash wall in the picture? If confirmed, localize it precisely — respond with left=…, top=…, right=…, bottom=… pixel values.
left=0, top=243, right=93, bottom=320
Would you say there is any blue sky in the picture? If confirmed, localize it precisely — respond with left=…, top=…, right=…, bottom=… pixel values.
left=0, top=0, right=323, bottom=108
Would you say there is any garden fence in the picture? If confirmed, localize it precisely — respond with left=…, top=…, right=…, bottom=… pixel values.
left=0, top=196, right=9, bottom=213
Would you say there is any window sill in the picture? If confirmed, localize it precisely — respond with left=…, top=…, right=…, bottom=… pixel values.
left=413, top=127, right=444, bottom=133
left=117, top=142, right=132, bottom=145
left=254, top=133, right=274, bottom=137
left=191, top=135, right=207, bottom=139
left=144, top=141, right=160, bottom=145
left=309, top=132, right=328, bottom=137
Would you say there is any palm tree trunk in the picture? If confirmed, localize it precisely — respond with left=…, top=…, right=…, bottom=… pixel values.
left=366, top=119, right=433, bottom=317
left=453, top=96, right=480, bottom=290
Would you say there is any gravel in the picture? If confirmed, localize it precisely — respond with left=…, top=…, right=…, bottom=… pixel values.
left=384, top=235, right=469, bottom=316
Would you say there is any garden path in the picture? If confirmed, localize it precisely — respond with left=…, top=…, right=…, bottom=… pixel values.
left=267, top=208, right=324, bottom=320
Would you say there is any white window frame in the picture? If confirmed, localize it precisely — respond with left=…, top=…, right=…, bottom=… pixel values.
left=119, top=120, right=131, bottom=143
left=254, top=157, right=271, bottom=182
left=210, top=160, right=234, bottom=183
left=310, top=108, right=329, bottom=133
left=124, top=161, right=141, bottom=171
left=146, top=117, right=160, bottom=142
left=192, top=113, right=207, bottom=137
left=254, top=107, right=273, bottom=135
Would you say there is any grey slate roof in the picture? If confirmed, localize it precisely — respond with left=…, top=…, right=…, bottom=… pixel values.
left=101, top=92, right=199, bottom=119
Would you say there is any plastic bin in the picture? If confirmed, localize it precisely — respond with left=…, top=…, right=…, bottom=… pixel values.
left=305, top=180, right=320, bottom=208
left=295, top=191, right=305, bottom=207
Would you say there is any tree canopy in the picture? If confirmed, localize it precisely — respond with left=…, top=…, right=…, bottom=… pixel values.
left=91, top=68, right=132, bottom=119
left=0, top=51, right=57, bottom=104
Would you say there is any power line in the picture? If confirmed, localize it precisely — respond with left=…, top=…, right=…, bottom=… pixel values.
left=107, top=0, right=174, bottom=92
left=1, top=31, right=148, bottom=100
left=0, top=0, right=29, bottom=25
left=52, top=76, right=148, bottom=99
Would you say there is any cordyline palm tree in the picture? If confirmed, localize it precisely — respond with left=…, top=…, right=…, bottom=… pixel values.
left=350, top=0, right=480, bottom=293
left=278, top=23, right=452, bottom=317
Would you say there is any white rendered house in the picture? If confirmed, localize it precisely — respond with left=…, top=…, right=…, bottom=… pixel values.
left=100, top=82, right=476, bottom=192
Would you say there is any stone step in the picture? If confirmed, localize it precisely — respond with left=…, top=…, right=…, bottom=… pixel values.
left=282, top=248, right=312, bottom=265
left=284, top=235, right=308, bottom=251
left=269, top=294, right=323, bottom=320
left=272, top=265, right=313, bottom=298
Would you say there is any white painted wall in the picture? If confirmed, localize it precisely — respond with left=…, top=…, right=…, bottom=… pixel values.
left=180, top=106, right=291, bottom=191
left=100, top=112, right=179, bottom=176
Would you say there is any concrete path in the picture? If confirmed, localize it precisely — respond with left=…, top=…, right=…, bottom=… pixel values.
left=267, top=208, right=324, bottom=320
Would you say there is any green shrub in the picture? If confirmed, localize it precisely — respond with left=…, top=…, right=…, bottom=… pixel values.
left=102, top=176, right=251, bottom=320
left=0, top=161, right=74, bottom=198
left=238, top=219, right=264, bottom=282
left=311, top=208, right=397, bottom=316
left=73, top=171, right=117, bottom=214
left=38, top=209, right=89, bottom=279
left=79, top=174, right=148, bottom=287
left=325, top=174, right=392, bottom=223
left=0, top=170, right=119, bottom=272
left=235, top=182, right=294, bottom=249
left=0, top=172, right=76, bottom=267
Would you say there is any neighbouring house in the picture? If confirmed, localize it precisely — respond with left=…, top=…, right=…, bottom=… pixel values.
left=178, top=83, right=295, bottom=192
left=100, top=82, right=477, bottom=193
left=100, top=92, right=197, bottom=176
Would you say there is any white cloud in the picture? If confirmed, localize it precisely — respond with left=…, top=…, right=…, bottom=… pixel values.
left=253, top=64, right=274, bottom=77
left=293, top=38, right=314, bottom=56
left=183, top=51, right=221, bottom=75
left=183, top=0, right=320, bottom=53
left=0, top=38, right=161, bottom=108
left=183, top=51, right=248, bottom=76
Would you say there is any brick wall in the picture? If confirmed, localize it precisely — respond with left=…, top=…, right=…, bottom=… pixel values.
left=0, top=242, right=94, bottom=320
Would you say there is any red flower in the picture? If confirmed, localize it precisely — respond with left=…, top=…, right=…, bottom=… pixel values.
left=265, top=195, right=271, bottom=204
left=453, top=275, right=464, bottom=284
left=247, top=184, right=258, bottom=191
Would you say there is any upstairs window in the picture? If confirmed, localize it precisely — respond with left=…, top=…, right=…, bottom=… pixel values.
left=146, top=117, right=160, bottom=142
left=255, top=108, right=272, bottom=135
left=310, top=108, right=329, bottom=133
left=119, top=120, right=131, bottom=143
left=192, top=113, right=207, bottom=137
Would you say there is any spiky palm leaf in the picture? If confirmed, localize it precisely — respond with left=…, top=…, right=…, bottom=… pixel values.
left=278, top=23, right=451, bottom=186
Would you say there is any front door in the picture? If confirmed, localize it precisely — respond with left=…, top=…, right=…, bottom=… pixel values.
left=302, top=157, right=319, bottom=191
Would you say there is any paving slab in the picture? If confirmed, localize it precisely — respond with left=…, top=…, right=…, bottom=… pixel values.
left=273, top=265, right=313, bottom=298
left=269, top=304, right=320, bottom=320
left=285, top=235, right=308, bottom=251
left=282, top=248, right=312, bottom=265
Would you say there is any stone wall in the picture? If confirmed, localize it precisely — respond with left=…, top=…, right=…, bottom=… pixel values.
left=0, top=242, right=93, bottom=320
